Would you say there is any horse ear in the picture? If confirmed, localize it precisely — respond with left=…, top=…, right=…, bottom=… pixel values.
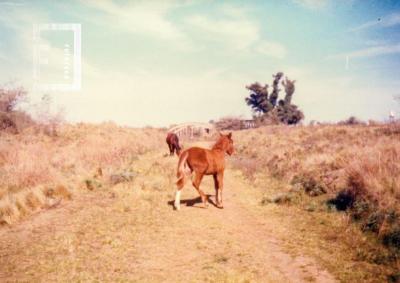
left=227, top=132, right=232, bottom=139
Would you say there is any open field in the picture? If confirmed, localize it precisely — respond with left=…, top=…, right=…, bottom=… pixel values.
left=0, top=123, right=399, bottom=282
left=0, top=123, right=165, bottom=225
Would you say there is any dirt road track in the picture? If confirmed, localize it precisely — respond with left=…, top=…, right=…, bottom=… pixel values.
left=0, top=148, right=336, bottom=282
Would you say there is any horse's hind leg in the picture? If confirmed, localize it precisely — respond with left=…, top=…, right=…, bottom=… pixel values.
left=175, top=181, right=185, bottom=210
left=175, top=171, right=186, bottom=211
left=174, top=189, right=182, bottom=210
left=192, top=172, right=208, bottom=208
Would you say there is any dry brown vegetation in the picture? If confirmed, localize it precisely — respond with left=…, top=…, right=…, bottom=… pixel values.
left=231, top=123, right=400, bottom=276
left=1, top=121, right=400, bottom=282
left=232, top=124, right=400, bottom=208
left=0, top=123, right=165, bottom=225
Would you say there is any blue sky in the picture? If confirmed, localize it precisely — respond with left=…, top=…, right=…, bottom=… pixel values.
left=0, top=0, right=400, bottom=126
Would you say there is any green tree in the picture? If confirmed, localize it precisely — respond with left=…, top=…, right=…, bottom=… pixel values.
left=269, top=72, right=284, bottom=107
left=245, top=82, right=272, bottom=114
left=245, top=72, right=304, bottom=125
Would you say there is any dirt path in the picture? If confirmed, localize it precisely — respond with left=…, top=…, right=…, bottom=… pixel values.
left=0, top=146, right=336, bottom=282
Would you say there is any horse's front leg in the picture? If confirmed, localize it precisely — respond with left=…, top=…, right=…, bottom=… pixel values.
left=216, top=172, right=224, bottom=209
left=213, top=174, right=219, bottom=205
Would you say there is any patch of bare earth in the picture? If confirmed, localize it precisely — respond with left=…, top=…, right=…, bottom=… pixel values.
left=0, top=148, right=336, bottom=282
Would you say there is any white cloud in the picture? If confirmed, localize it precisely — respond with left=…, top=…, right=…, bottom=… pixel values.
left=329, top=43, right=400, bottom=59
left=75, top=0, right=201, bottom=52
left=0, top=2, right=24, bottom=6
left=293, top=0, right=329, bottom=10
left=255, top=41, right=287, bottom=59
left=350, top=12, right=400, bottom=31
left=218, top=3, right=252, bottom=18
left=80, top=0, right=184, bottom=40
left=184, top=5, right=287, bottom=58
left=364, top=39, right=388, bottom=46
left=349, top=44, right=400, bottom=58
left=185, top=14, right=260, bottom=50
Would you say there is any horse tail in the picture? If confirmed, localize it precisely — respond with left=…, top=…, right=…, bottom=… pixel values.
left=176, top=150, right=189, bottom=189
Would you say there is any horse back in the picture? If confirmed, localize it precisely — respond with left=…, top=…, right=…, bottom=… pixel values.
left=186, top=147, right=225, bottom=174
left=166, top=133, right=180, bottom=146
left=166, top=132, right=173, bottom=143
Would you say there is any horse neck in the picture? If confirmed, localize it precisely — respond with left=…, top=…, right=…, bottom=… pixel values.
left=211, top=141, right=226, bottom=154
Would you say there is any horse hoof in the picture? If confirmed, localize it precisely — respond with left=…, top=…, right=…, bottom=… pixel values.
left=174, top=205, right=180, bottom=211
left=217, top=204, right=224, bottom=209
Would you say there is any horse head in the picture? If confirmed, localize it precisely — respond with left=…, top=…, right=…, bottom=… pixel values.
left=216, top=132, right=234, bottom=155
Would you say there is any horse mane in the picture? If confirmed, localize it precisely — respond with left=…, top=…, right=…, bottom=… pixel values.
left=212, top=137, right=226, bottom=151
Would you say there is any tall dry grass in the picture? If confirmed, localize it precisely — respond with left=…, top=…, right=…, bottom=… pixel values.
left=231, top=123, right=400, bottom=249
left=0, top=122, right=166, bottom=224
left=232, top=124, right=399, bottom=205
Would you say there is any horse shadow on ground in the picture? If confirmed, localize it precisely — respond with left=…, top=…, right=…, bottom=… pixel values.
left=167, top=194, right=218, bottom=209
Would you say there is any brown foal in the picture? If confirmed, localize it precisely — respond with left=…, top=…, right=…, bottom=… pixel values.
left=174, top=133, right=234, bottom=210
